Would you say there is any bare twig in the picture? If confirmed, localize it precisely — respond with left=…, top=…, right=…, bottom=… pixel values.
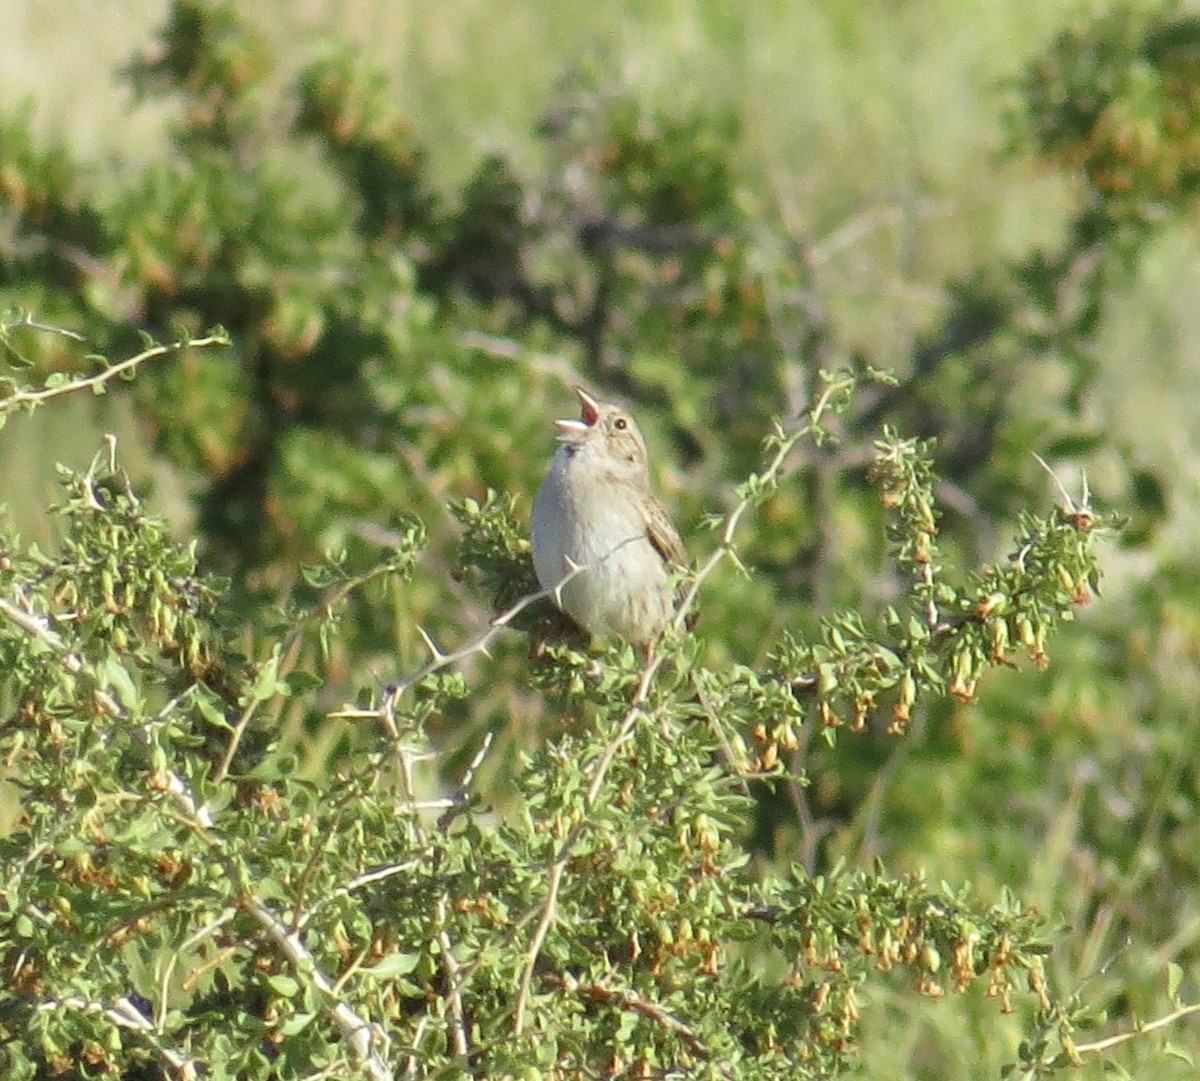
left=404, top=1015, right=431, bottom=1080
left=455, top=331, right=577, bottom=385
left=1071, top=1001, right=1200, bottom=1057
left=434, top=894, right=470, bottom=1062
left=329, top=566, right=586, bottom=719
left=38, top=996, right=198, bottom=1079
left=159, top=908, right=238, bottom=1019
left=298, top=859, right=424, bottom=932
left=548, top=972, right=724, bottom=1069
left=672, top=387, right=843, bottom=632
left=514, top=856, right=568, bottom=1035
left=215, top=560, right=399, bottom=785
left=247, top=900, right=392, bottom=1081
left=1033, top=452, right=1091, bottom=517
left=1, top=312, right=86, bottom=341
left=807, top=200, right=952, bottom=268
left=0, top=594, right=124, bottom=718
left=0, top=330, right=228, bottom=416
left=437, top=730, right=496, bottom=830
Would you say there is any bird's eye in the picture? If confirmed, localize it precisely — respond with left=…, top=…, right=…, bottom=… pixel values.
left=614, top=417, right=627, bottom=430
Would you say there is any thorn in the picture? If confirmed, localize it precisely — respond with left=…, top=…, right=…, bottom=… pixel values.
left=1032, top=453, right=1077, bottom=511
left=416, top=625, right=445, bottom=662
left=555, top=556, right=586, bottom=606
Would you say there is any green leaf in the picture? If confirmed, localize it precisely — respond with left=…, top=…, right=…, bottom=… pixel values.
left=1164, top=1041, right=1194, bottom=1066
left=366, top=952, right=421, bottom=979
left=1167, top=961, right=1183, bottom=1001
left=248, top=652, right=283, bottom=702
left=195, top=690, right=233, bottom=730
left=266, top=974, right=300, bottom=997
left=101, top=656, right=139, bottom=709
left=285, top=670, right=324, bottom=694
left=280, top=1011, right=316, bottom=1036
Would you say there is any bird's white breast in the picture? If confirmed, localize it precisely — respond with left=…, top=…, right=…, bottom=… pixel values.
left=531, top=446, right=672, bottom=641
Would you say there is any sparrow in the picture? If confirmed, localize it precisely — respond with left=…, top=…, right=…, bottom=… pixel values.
left=531, top=387, right=688, bottom=646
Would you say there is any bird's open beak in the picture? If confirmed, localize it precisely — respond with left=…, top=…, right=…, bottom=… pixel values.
left=573, top=386, right=600, bottom=425
left=554, top=386, right=600, bottom=438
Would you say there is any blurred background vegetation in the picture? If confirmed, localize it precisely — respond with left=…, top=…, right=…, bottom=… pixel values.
left=3, top=0, right=1200, bottom=1075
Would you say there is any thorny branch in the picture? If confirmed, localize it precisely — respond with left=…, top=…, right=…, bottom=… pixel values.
left=214, top=559, right=399, bottom=785
left=36, top=996, right=198, bottom=1079
left=0, top=323, right=228, bottom=416
left=1071, top=1001, right=1200, bottom=1058
left=247, top=900, right=392, bottom=1081
left=0, top=594, right=123, bottom=718
left=329, top=564, right=587, bottom=723
left=512, top=374, right=863, bottom=1035
left=547, top=972, right=727, bottom=1071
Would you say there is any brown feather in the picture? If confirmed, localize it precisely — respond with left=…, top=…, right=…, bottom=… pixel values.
left=643, top=495, right=687, bottom=569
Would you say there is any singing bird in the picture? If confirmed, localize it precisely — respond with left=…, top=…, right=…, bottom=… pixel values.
left=531, top=387, right=688, bottom=646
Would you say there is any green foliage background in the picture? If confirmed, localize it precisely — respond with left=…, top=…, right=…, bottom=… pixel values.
left=2, top=1, right=1200, bottom=1078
